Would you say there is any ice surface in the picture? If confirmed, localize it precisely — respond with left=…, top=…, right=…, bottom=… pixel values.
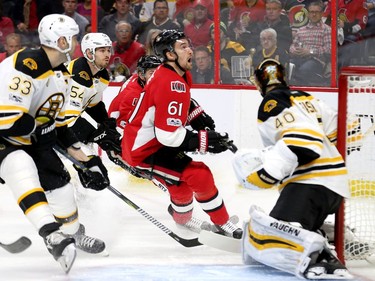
left=0, top=152, right=373, bottom=281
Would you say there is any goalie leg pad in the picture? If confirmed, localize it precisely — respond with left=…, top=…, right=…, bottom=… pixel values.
left=242, top=205, right=326, bottom=278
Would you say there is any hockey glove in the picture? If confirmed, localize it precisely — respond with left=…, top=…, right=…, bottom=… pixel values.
left=87, top=118, right=122, bottom=154
left=31, top=116, right=57, bottom=149
left=74, top=155, right=110, bottom=191
left=187, top=98, right=215, bottom=131
left=190, top=130, right=229, bottom=154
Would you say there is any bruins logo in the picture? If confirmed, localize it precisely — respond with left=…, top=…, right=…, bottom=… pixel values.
left=264, top=100, right=277, bottom=113
left=36, top=93, right=65, bottom=118
left=23, top=58, right=38, bottom=70
left=79, top=71, right=90, bottom=81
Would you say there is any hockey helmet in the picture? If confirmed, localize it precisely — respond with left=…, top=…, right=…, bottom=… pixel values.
left=38, top=14, right=79, bottom=54
left=81, top=32, right=113, bottom=63
left=254, top=59, right=286, bottom=96
left=153, top=30, right=187, bottom=62
left=137, top=55, right=162, bottom=75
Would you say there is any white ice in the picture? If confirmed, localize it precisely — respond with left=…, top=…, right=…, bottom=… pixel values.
left=0, top=152, right=374, bottom=281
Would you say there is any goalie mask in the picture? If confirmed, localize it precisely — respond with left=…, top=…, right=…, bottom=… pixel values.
left=38, top=14, right=79, bottom=55
left=153, top=30, right=187, bottom=62
left=254, top=59, right=286, bottom=97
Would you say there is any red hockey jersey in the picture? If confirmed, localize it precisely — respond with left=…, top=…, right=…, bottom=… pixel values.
left=122, top=65, right=193, bottom=166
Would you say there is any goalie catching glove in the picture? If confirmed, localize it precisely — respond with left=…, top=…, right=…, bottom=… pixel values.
left=73, top=155, right=110, bottom=191
left=87, top=118, right=122, bottom=154
left=187, top=98, right=215, bottom=131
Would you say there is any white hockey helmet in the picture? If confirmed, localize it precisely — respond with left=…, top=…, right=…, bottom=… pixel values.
left=81, top=32, right=113, bottom=63
left=38, top=14, right=79, bottom=54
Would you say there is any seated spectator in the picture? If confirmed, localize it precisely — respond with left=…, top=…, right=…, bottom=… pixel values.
left=184, top=0, right=213, bottom=48
left=254, top=0, right=293, bottom=52
left=337, top=0, right=368, bottom=68
left=137, top=0, right=181, bottom=45
left=109, top=21, right=146, bottom=74
left=207, top=22, right=247, bottom=78
left=252, top=28, right=289, bottom=72
left=62, top=0, right=89, bottom=42
left=12, top=0, right=63, bottom=48
left=76, top=0, right=105, bottom=23
left=0, top=33, right=22, bottom=63
left=289, top=1, right=331, bottom=86
left=0, top=2, right=14, bottom=48
left=227, top=0, right=266, bottom=50
left=144, top=29, right=162, bottom=55
left=140, top=0, right=176, bottom=22
left=192, top=45, right=234, bottom=84
left=99, top=0, right=141, bottom=41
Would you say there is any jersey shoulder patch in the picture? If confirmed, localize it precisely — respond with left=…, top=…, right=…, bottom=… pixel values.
left=14, top=48, right=53, bottom=79
left=69, top=57, right=93, bottom=88
left=258, top=88, right=292, bottom=122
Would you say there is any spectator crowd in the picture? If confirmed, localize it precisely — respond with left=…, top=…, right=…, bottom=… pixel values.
left=0, top=0, right=374, bottom=86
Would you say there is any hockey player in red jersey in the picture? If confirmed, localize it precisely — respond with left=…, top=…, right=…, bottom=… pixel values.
left=108, top=55, right=162, bottom=130
left=122, top=30, right=242, bottom=238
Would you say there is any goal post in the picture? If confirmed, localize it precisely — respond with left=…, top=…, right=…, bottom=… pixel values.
left=336, top=66, right=375, bottom=263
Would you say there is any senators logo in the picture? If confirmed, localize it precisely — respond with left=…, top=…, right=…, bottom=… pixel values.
left=288, top=5, right=308, bottom=28
left=264, top=100, right=277, bottom=113
left=23, top=58, right=37, bottom=70
left=79, top=71, right=90, bottom=80
left=171, top=81, right=186, bottom=93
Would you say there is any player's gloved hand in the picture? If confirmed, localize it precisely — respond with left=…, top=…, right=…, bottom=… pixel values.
left=31, top=116, right=57, bottom=149
left=87, top=118, right=122, bottom=154
left=187, top=98, right=215, bottom=131
left=189, top=130, right=229, bottom=154
left=74, top=155, right=110, bottom=191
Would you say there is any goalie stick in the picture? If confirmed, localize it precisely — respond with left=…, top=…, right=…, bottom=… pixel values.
left=53, top=145, right=202, bottom=248
left=0, top=236, right=32, bottom=254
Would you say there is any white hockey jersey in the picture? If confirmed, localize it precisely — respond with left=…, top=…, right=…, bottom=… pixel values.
left=255, top=86, right=350, bottom=198
left=0, top=48, right=70, bottom=146
left=65, top=57, right=110, bottom=126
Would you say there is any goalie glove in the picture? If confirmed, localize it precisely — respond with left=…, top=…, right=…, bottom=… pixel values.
left=87, top=118, right=122, bottom=154
left=74, top=155, right=110, bottom=191
left=31, top=116, right=57, bottom=149
left=187, top=98, right=215, bottom=131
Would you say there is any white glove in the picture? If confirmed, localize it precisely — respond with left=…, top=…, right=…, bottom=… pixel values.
left=352, top=24, right=361, bottom=34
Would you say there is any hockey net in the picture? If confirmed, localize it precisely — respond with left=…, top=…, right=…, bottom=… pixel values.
left=336, top=66, right=375, bottom=262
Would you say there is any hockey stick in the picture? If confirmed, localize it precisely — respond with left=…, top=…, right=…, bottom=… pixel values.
left=53, top=146, right=202, bottom=248
left=0, top=236, right=32, bottom=253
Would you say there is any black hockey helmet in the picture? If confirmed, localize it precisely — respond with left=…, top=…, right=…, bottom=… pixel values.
left=137, top=55, right=162, bottom=75
left=153, top=30, right=187, bottom=62
left=254, top=59, right=287, bottom=96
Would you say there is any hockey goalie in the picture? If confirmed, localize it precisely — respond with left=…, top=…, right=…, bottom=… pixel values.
left=232, top=59, right=353, bottom=279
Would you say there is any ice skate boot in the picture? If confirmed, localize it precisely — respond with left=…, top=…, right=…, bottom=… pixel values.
left=213, top=216, right=243, bottom=239
left=44, top=229, right=76, bottom=273
left=304, top=246, right=353, bottom=279
left=73, top=224, right=106, bottom=254
left=168, top=205, right=212, bottom=233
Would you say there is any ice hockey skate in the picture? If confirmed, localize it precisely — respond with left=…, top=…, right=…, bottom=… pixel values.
left=168, top=205, right=212, bottom=233
left=73, top=224, right=106, bottom=254
left=44, top=230, right=76, bottom=273
left=304, top=248, right=353, bottom=279
left=212, top=216, right=243, bottom=239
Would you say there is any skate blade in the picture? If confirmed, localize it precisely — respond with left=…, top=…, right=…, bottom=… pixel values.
left=198, top=230, right=241, bottom=253
left=57, top=244, right=77, bottom=274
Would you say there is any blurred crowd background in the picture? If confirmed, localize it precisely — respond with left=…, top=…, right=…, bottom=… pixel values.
left=0, top=0, right=374, bottom=87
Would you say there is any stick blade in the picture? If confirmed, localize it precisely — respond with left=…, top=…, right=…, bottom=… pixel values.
left=0, top=236, right=32, bottom=254
left=198, top=230, right=241, bottom=253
